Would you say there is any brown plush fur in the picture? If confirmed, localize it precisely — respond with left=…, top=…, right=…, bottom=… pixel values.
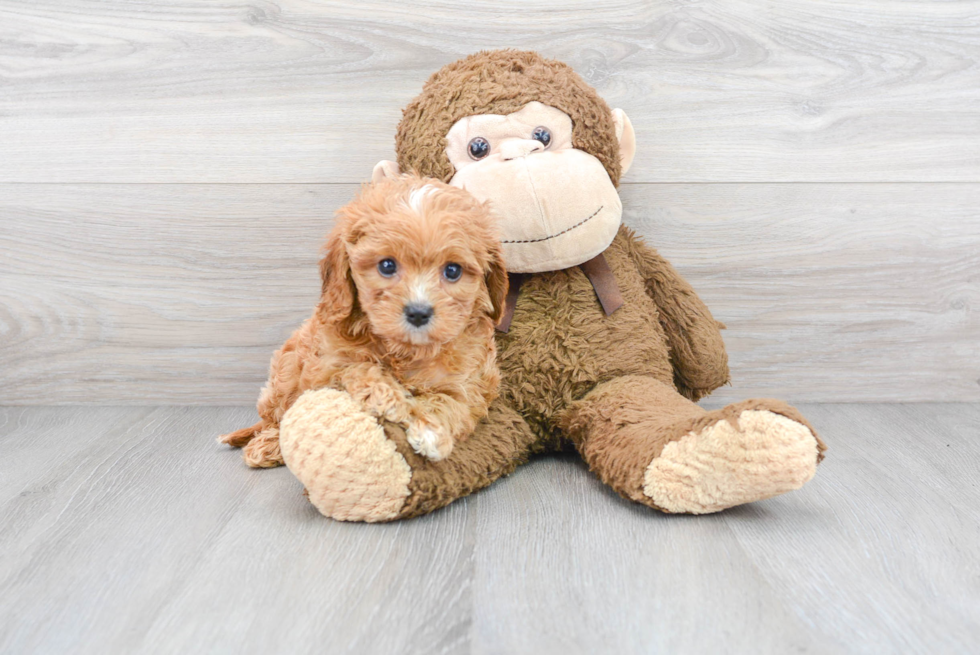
left=383, top=227, right=746, bottom=518
left=361, top=50, right=823, bottom=519
left=494, top=226, right=729, bottom=449
left=384, top=398, right=540, bottom=519
left=560, top=376, right=827, bottom=511
left=243, top=50, right=824, bottom=520
left=220, top=175, right=508, bottom=465
left=397, top=49, right=623, bottom=187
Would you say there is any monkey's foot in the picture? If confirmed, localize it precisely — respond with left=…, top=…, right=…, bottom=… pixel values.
left=280, top=388, right=411, bottom=522
left=643, top=409, right=822, bottom=514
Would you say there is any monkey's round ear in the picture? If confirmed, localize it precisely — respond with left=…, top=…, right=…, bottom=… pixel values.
left=372, top=160, right=401, bottom=184
left=611, top=109, right=636, bottom=176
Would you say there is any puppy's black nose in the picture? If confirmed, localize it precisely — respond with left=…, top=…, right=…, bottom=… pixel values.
left=404, top=303, right=434, bottom=327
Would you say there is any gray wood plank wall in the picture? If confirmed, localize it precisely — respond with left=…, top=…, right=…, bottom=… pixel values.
left=1, top=1, right=978, bottom=404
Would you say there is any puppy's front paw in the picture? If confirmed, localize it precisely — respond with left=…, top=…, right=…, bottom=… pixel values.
left=350, top=383, right=412, bottom=425
left=407, top=421, right=453, bottom=461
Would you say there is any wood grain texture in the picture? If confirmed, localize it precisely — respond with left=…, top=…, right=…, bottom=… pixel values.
left=623, top=183, right=980, bottom=403
left=473, top=402, right=980, bottom=653
left=2, top=183, right=977, bottom=404
left=2, top=0, right=979, bottom=183
left=471, top=450, right=834, bottom=654
left=0, top=406, right=475, bottom=655
left=1, top=404, right=978, bottom=653
left=717, top=402, right=980, bottom=653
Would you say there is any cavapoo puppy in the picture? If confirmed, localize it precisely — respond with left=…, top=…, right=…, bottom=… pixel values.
left=220, top=174, right=508, bottom=465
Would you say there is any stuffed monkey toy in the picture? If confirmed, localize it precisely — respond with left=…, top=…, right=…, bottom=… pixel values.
left=268, top=50, right=826, bottom=521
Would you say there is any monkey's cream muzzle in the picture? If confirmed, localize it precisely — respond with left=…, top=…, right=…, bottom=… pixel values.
left=444, top=102, right=625, bottom=274
left=449, top=149, right=622, bottom=273
left=371, top=101, right=635, bottom=275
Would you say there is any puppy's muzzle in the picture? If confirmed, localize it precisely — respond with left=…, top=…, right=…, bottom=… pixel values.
left=404, top=303, right=434, bottom=328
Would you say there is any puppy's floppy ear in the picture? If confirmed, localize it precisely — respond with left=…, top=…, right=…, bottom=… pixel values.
left=484, top=241, right=509, bottom=324
left=318, top=225, right=357, bottom=323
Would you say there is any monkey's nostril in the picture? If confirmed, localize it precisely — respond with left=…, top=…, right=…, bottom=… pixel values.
left=500, top=139, right=544, bottom=161
left=404, top=304, right=434, bottom=327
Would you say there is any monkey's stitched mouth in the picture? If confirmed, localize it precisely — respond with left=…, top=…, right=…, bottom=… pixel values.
left=500, top=206, right=603, bottom=244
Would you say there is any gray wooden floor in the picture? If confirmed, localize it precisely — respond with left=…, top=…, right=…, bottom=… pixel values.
left=1, top=404, right=977, bottom=654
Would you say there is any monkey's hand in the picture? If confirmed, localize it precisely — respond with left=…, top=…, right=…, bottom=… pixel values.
left=621, top=226, right=730, bottom=400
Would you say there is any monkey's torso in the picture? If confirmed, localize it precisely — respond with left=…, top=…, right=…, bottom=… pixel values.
left=496, top=227, right=675, bottom=448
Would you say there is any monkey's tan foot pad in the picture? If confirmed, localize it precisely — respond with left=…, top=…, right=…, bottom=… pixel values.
left=643, top=410, right=820, bottom=514
left=280, top=388, right=412, bottom=522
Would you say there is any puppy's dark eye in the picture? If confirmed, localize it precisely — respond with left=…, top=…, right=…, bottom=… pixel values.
left=468, top=137, right=490, bottom=160
left=443, top=263, right=463, bottom=282
left=378, top=258, right=397, bottom=277
left=531, top=126, right=551, bottom=147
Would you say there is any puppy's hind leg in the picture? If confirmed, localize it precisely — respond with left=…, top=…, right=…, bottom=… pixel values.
left=243, top=426, right=284, bottom=468
left=218, top=420, right=264, bottom=447
left=219, top=420, right=284, bottom=468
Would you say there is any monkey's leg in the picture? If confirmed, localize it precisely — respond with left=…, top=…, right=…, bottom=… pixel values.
left=560, top=376, right=826, bottom=514
left=280, top=389, right=539, bottom=522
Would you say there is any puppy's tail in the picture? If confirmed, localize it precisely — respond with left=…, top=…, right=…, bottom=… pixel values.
left=218, top=421, right=264, bottom=448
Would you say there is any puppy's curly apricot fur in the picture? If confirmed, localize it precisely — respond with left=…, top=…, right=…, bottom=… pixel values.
left=220, top=174, right=508, bottom=465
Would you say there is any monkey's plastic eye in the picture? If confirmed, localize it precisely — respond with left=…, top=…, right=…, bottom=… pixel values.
left=443, top=263, right=463, bottom=282
left=531, top=126, right=551, bottom=147
left=378, top=258, right=397, bottom=277
left=468, top=137, right=490, bottom=160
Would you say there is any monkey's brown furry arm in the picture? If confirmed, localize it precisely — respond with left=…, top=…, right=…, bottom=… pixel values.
left=620, top=226, right=730, bottom=401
